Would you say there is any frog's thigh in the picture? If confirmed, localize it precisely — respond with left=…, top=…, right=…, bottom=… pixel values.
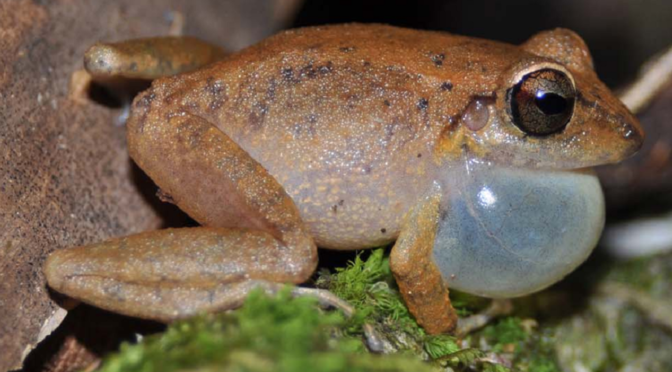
left=390, top=191, right=458, bottom=334
left=84, top=36, right=226, bottom=81
left=45, top=113, right=317, bottom=322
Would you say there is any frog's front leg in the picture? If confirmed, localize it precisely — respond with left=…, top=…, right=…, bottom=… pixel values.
left=44, top=112, right=317, bottom=322
left=84, top=36, right=226, bottom=81
left=390, top=187, right=458, bottom=334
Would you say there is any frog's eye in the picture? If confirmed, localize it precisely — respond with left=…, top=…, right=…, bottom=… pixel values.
left=508, top=68, right=575, bottom=136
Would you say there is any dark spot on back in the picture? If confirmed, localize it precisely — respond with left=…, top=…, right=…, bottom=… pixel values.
left=338, top=199, right=345, bottom=206
left=339, top=46, right=355, bottom=53
left=135, top=92, right=155, bottom=108
left=248, top=103, right=269, bottom=130
left=431, top=53, right=445, bottom=67
left=319, top=61, right=334, bottom=74
left=417, top=153, right=422, bottom=158
left=384, top=123, right=395, bottom=139
left=281, top=67, right=299, bottom=83
left=209, top=99, right=223, bottom=111
left=346, top=94, right=361, bottom=109
left=266, top=79, right=277, bottom=100
left=185, top=119, right=210, bottom=148
left=381, top=228, right=387, bottom=234
left=292, top=118, right=317, bottom=139
left=132, top=92, right=156, bottom=133
left=383, top=99, right=391, bottom=107
left=204, top=78, right=227, bottom=111
left=204, top=78, right=225, bottom=96
left=363, top=61, right=371, bottom=67
left=440, top=82, right=453, bottom=91
left=417, top=98, right=429, bottom=110
left=300, top=63, right=317, bottom=79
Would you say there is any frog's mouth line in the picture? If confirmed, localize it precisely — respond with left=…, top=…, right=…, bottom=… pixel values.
left=458, top=133, right=600, bottom=172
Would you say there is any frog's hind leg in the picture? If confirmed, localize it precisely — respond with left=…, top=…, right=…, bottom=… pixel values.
left=84, top=36, right=227, bottom=82
left=44, top=111, right=318, bottom=322
left=45, top=228, right=316, bottom=322
left=390, top=189, right=459, bottom=334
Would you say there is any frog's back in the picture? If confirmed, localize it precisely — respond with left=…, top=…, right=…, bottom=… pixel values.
left=132, top=24, right=527, bottom=249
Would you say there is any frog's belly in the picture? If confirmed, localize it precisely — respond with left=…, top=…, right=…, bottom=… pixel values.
left=433, top=167, right=604, bottom=298
left=235, top=130, right=437, bottom=250
left=276, top=170, right=424, bottom=250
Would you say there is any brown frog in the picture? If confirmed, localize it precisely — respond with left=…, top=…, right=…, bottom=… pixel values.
left=45, top=24, right=643, bottom=334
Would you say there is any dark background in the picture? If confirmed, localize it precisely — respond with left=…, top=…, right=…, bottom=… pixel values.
left=293, top=0, right=672, bottom=88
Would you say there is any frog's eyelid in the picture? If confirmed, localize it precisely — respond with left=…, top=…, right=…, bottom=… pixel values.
left=509, top=62, right=575, bottom=91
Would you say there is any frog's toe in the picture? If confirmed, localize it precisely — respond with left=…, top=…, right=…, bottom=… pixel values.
left=44, top=248, right=83, bottom=293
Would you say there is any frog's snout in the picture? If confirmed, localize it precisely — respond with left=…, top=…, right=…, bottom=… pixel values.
left=618, top=114, right=645, bottom=159
left=571, top=82, right=645, bottom=166
left=600, top=100, right=645, bottom=163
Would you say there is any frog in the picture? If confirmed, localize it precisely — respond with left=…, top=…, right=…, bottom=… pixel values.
left=44, top=23, right=643, bottom=335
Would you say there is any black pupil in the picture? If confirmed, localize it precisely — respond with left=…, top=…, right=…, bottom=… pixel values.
left=535, top=92, right=568, bottom=116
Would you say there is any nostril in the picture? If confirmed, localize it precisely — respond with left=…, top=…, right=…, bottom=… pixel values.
left=622, top=122, right=645, bottom=155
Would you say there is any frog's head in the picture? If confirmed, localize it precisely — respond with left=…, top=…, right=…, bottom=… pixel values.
left=458, top=29, right=643, bottom=169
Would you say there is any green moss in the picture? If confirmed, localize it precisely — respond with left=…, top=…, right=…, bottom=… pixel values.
left=422, top=335, right=460, bottom=359
left=481, top=317, right=528, bottom=353
left=97, top=289, right=435, bottom=372
left=516, top=329, right=562, bottom=372
left=317, top=250, right=514, bottom=371
left=316, top=249, right=420, bottom=336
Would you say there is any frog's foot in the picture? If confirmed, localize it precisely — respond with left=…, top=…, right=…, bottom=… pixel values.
left=45, top=110, right=320, bottom=321
left=390, top=187, right=459, bottom=335
left=83, top=36, right=226, bottom=82
left=455, top=299, right=513, bottom=337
